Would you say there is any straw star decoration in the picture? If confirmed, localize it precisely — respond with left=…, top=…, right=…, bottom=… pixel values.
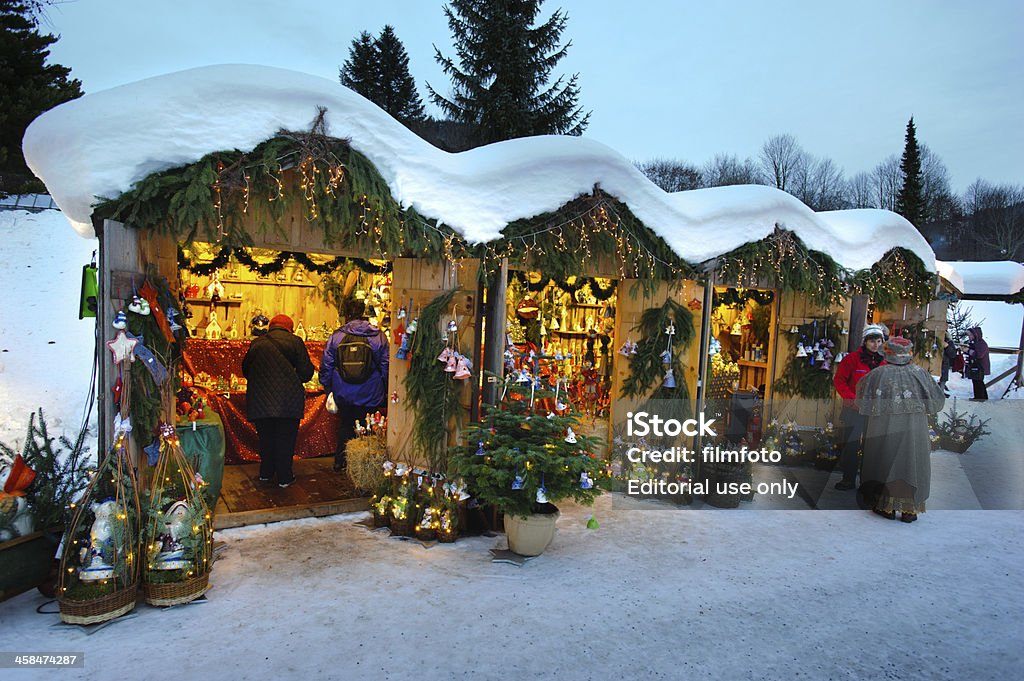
left=107, top=330, right=138, bottom=364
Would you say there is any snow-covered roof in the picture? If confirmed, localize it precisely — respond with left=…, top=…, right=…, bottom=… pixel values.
left=936, top=260, right=1024, bottom=297
left=23, top=64, right=935, bottom=272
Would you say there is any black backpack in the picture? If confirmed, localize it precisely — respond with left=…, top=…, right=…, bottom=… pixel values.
left=336, top=333, right=376, bottom=384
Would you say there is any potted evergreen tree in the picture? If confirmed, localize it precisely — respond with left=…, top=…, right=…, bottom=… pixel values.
left=450, top=376, right=609, bottom=555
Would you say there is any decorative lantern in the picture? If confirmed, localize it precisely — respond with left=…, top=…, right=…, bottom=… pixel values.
left=142, top=425, right=214, bottom=607
left=57, top=432, right=141, bottom=625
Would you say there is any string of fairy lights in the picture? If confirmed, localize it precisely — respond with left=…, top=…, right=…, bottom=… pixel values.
left=110, top=119, right=933, bottom=303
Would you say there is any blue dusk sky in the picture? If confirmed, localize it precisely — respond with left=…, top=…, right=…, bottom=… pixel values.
left=38, top=0, right=1023, bottom=194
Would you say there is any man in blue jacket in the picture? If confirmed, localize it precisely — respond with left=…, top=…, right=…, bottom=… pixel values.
left=320, top=298, right=389, bottom=472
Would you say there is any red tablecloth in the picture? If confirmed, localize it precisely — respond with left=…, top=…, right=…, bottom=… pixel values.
left=185, top=339, right=337, bottom=464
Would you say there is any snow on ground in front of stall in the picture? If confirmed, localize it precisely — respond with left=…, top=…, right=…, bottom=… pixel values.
left=0, top=210, right=98, bottom=450
left=2, top=499, right=1022, bottom=680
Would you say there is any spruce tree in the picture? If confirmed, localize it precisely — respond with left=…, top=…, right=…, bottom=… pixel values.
left=428, top=0, right=590, bottom=147
left=338, top=31, right=379, bottom=101
left=896, top=117, right=926, bottom=234
left=0, top=0, right=82, bottom=195
left=339, top=26, right=426, bottom=127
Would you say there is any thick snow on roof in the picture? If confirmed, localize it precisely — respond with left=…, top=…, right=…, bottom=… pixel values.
left=24, top=64, right=934, bottom=271
left=937, top=260, right=1024, bottom=297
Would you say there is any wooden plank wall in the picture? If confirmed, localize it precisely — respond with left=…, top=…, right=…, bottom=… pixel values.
left=610, top=279, right=704, bottom=440
left=386, top=258, right=479, bottom=468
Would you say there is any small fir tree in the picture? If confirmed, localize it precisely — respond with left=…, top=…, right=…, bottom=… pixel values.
left=339, top=25, right=426, bottom=127
left=0, top=0, right=82, bottom=195
left=428, top=0, right=590, bottom=147
left=450, top=376, right=608, bottom=518
left=896, top=117, right=925, bottom=235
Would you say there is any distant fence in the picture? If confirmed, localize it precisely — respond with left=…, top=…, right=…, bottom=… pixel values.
left=0, top=194, right=59, bottom=212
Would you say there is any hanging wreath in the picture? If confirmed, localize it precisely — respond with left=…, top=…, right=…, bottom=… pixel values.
left=774, top=314, right=843, bottom=399
left=620, top=299, right=695, bottom=400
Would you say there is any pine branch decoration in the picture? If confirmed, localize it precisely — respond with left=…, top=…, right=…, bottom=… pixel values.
left=620, top=298, right=695, bottom=399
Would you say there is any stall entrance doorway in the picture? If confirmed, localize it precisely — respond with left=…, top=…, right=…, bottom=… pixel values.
left=176, top=243, right=392, bottom=527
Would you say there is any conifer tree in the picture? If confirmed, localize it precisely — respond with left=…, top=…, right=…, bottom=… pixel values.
left=0, top=0, right=82, bottom=195
left=339, top=26, right=426, bottom=127
left=428, top=0, right=590, bottom=147
left=896, top=117, right=926, bottom=234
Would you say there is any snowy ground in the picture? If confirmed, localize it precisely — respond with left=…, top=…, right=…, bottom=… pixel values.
left=1, top=209, right=1022, bottom=680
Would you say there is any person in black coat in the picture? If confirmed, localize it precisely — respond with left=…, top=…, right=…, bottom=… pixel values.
left=242, top=314, right=315, bottom=487
left=940, top=335, right=956, bottom=394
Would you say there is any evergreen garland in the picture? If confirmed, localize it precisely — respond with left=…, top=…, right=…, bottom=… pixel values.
left=848, top=248, right=936, bottom=310
left=774, top=315, right=843, bottom=399
left=483, top=192, right=695, bottom=291
left=507, top=270, right=617, bottom=301
left=177, top=244, right=391, bottom=277
left=620, top=298, right=696, bottom=399
left=403, top=290, right=461, bottom=474
left=717, top=228, right=846, bottom=309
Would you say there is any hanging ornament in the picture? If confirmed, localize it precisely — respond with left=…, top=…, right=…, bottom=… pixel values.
left=659, top=349, right=672, bottom=364
left=795, top=343, right=808, bottom=358
left=536, top=476, right=548, bottom=504
left=395, top=331, right=411, bottom=360
left=663, top=368, right=676, bottom=389
left=475, top=441, right=485, bottom=456
left=580, top=471, right=593, bottom=489
left=453, top=356, right=472, bottom=380
left=437, top=346, right=452, bottom=363
left=106, top=331, right=138, bottom=364
left=444, top=353, right=458, bottom=373
left=512, top=471, right=524, bottom=490
left=586, top=515, right=600, bottom=530
left=112, top=310, right=127, bottom=330
left=390, top=390, right=400, bottom=404
left=687, top=298, right=702, bottom=311
left=565, top=427, right=578, bottom=444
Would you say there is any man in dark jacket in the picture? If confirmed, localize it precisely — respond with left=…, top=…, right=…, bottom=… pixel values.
left=940, top=335, right=956, bottom=394
left=966, top=326, right=990, bottom=401
left=320, top=298, right=389, bottom=472
left=242, top=314, right=315, bottom=487
left=832, top=323, right=887, bottom=490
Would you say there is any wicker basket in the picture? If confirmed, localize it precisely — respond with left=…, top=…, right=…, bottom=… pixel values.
left=437, top=527, right=458, bottom=543
left=389, top=517, right=412, bottom=537
left=143, top=572, right=210, bottom=607
left=372, top=511, right=390, bottom=528
left=58, top=585, right=138, bottom=625
left=414, top=526, right=437, bottom=542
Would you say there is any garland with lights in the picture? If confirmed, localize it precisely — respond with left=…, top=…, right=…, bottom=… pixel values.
left=848, top=248, right=936, bottom=310
left=774, top=314, right=843, bottom=399
left=403, top=290, right=461, bottom=474
left=483, top=191, right=696, bottom=291
left=620, top=298, right=696, bottom=400
left=717, top=228, right=846, bottom=309
left=176, top=244, right=391, bottom=277
left=508, top=270, right=618, bottom=301
left=95, top=112, right=462, bottom=261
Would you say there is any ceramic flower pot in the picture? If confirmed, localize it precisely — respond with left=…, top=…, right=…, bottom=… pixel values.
left=503, top=505, right=560, bottom=556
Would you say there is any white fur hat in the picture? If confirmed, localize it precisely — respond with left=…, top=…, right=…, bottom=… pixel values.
left=862, top=323, right=888, bottom=340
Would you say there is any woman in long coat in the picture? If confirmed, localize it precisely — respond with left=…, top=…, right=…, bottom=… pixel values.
left=855, top=337, right=945, bottom=523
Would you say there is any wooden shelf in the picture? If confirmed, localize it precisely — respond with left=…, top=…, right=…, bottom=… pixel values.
left=571, top=303, right=605, bottom=309
left=552, top=330, right=592, bottom=337
left=737, top=359, right=768, bottom=368
left=186, top=298, right=242, bottom=306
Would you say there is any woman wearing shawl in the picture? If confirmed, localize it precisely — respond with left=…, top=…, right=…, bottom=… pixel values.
left=855, top=337, right=945, bottom=523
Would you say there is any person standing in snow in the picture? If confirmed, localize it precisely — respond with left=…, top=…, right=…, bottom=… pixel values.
left=855, top=337, right=945, bottom=523
left=831, top=324, right=887, bottom=490
left=965, top=326, right=990, bottom=401
left=242, top=314, right=315, bottom=488
left=320, top=297, right=389, bottom=473
left=939, top=334, right=956, bottom=394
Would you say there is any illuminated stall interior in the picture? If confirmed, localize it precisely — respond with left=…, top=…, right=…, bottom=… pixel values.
left=706, top=286, right=776, bottom=401
left=505, top=271, right=618, bottom=441
left=176, top=243, right=393, bottom=520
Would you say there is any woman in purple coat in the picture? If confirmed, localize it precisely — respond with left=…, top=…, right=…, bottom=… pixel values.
left=966, top=326, right=990, bottom=401
left=320, top=298, right=389, bottom=472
